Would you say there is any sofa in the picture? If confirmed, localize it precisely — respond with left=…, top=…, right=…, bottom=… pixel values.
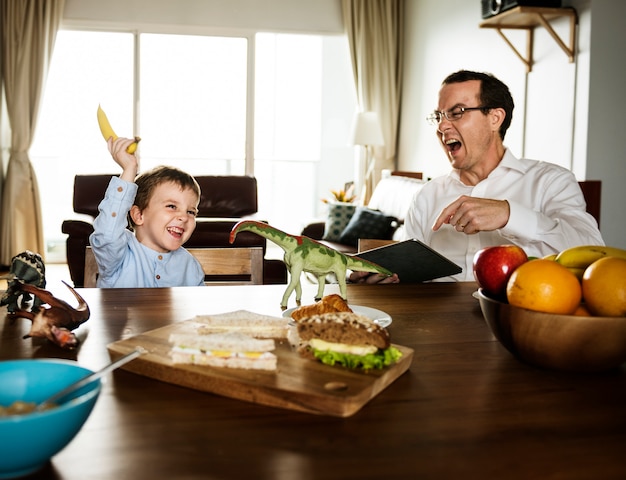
left=301, top=171, right=425, bottom=254
left=61, top=174, right=287, bottom=286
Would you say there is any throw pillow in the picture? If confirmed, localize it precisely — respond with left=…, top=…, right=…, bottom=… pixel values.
left=323, top=202, right=356, bottom=242
left=338, top=207, right=398, bottom=247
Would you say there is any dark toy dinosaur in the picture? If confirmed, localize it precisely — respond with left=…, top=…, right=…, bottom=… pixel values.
left=4, top=280, right=90, bottom=349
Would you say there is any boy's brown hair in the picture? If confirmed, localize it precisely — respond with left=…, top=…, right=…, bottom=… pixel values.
left=129, top=166, right=201, bottom=229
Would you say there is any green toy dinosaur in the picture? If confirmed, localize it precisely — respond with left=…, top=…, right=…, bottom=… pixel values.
left=229, top=220, right=393, bottom=309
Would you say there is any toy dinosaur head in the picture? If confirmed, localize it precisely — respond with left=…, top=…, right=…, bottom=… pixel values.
left=0, top=251, right=47, bottom=312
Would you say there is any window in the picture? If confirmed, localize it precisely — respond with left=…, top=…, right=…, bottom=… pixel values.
left=139, top=33, right=248, bottom=174
left=254, top=33, right=323, bottom=236
left=255, top=33, right=322, bottom=161
left=31, top=29, right=356, bottom=262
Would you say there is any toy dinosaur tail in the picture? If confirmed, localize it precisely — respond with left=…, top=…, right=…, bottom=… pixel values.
left=346, top=255, right=393, bottom=276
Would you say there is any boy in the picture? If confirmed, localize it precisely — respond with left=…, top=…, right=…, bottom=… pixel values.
left=89, top=137, right=205, bottom=287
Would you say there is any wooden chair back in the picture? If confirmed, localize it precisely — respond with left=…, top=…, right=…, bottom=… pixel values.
left=391, top=171, right=423, bottom=180
left=84, top=247, right=99, bottom=288
left=357, top=239, right=398, bottom=253
left=578, top=180, right=601, bottom=226
left=84, top=246, right=264, bottom=287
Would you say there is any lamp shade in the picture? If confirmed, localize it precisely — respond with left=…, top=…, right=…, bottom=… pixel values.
left=349, top=111, right=385, bottom=147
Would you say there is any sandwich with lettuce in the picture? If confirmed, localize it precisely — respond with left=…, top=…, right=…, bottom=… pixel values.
left=294, top=312, right=401, bottom=370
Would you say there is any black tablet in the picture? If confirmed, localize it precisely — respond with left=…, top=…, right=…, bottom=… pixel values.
left=355, top=239, right=462, bottom=283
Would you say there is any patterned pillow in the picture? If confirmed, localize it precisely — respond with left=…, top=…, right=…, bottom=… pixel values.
left=323, top=202, right=356, bottom=242
left=338, top=207, right=398, bottom=247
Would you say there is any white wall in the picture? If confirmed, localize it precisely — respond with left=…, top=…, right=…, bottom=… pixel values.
left=399, top=0, right=625, bottom=248
left=584, top=0, right=626, bottom=249
left=399, top=0, right=527, bottom=181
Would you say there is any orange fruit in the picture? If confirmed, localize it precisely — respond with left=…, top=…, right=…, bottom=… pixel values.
left=506, top=259, right=582, bottom=314
left=582, top=257, right=626, bottom=316
left=573, top=304, right=592, bottom=316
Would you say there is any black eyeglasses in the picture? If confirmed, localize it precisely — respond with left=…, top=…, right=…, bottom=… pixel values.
left=426, top=106, right=496, bottom=126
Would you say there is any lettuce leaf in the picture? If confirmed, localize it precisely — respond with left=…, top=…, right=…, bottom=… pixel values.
left=311, top=346, right=402, bottom=370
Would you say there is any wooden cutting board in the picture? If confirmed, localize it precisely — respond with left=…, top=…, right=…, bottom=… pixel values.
left=107, top=319, right=413, bottom=417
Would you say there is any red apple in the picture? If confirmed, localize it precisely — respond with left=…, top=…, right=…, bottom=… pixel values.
left=473, top=245, right=528, bottom=299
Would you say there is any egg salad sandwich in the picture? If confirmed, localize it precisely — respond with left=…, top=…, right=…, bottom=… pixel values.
left=295, top=312, right=402, bottom=370
left=193, top=310, right=289, bottom=339
left=169, top=332, right=277, bottom=371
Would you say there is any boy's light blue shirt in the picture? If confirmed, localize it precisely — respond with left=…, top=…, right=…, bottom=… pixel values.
left=89, top=176, right=205, bottom=288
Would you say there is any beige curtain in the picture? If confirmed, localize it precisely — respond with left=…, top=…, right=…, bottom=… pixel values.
left=0, top=56, right=4, bottom=226
left=342, top=0, right=404, bottom=204
left=0, top=0, right=64, bottom=265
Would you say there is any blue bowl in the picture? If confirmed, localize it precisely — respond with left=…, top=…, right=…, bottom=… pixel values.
left=0, top=359, right=101, bottom=478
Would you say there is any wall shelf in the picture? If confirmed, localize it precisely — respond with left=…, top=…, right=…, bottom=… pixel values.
left=479, top=6, right=577, bottom=72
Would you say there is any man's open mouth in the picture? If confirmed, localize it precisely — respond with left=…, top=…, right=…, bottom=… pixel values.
left=445, top=138, right=462, bottom=153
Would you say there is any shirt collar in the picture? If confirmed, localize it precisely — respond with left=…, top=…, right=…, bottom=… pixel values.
left=448, top=148, right=529, bottom=185
left=447, top=148, right=525, bottom=184
left=498, top=148, right=527, bottom=174
left=136, top=239, right=174, bottom=260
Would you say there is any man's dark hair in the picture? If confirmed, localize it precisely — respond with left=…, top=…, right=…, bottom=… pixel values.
left=442, top=70, right=514, bottom=140
left=130, top=166, right=201, bottom=228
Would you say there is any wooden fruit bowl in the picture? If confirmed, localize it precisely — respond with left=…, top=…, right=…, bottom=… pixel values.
left=475, top=289, right=626, bottom=372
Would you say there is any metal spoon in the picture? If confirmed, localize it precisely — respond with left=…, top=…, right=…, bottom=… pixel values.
left=35, top=348, right=145, bottom=411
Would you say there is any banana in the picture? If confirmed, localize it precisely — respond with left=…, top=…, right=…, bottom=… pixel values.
left=555, top=245, right=626, bottom=269
left=566, top=267, right=586, bottom=282
left=97, top=105, right=140, bottom=154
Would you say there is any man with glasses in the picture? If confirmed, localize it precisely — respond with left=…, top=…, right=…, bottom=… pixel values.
left=352, top=70, right=603, bottom=283
left=408, top=69, right=604, bottom=280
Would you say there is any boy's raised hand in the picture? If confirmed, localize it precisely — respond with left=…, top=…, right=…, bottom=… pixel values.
left=108, top=137, right=139, bottom=181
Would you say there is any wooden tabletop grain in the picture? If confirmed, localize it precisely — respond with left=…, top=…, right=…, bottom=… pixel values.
left=2, top=282, right=626, bottom=480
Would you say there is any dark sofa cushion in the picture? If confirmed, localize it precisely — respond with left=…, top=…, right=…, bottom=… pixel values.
left=338, top=207, right=397, bottom=247
left=196, top=176, right=257, bottom=217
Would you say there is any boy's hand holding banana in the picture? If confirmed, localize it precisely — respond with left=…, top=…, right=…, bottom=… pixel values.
left=97, top=105, right=140, bottom=154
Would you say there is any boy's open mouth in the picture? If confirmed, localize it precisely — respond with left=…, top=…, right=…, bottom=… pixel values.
left=167, top=226, right=184, bottom=238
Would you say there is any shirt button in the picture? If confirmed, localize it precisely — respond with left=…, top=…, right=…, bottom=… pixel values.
left=117, top=186, right=123, bottom=192
left=158, top=255, right=163, bottom=261
left=111, top=212, right=117, bottom=218
left=156, top=275, right=161, bottom=280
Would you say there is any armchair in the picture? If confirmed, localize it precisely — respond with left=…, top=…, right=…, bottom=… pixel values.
left=61, top=174, right=287, bottom=286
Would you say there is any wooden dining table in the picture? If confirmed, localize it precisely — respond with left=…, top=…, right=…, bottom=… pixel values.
left=2, top=281, right=626, bottom=479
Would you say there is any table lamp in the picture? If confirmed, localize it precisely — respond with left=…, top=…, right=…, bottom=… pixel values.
left=350, top=111, right=385, bottom=203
